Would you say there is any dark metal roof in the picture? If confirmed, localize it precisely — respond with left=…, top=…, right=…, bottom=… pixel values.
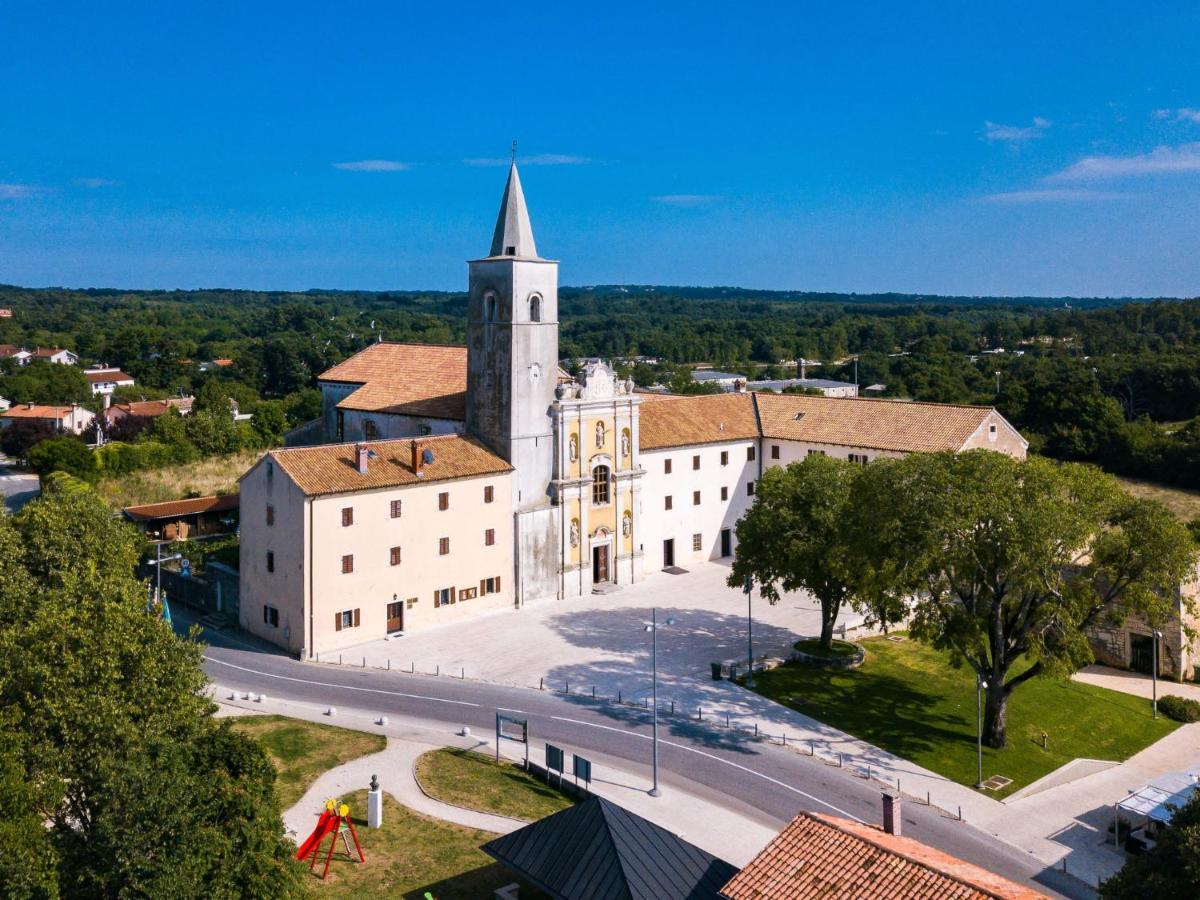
left=481, top=795, right=738, bottom=900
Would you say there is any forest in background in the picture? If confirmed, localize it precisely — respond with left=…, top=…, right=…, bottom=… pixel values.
left=1, top=282, right=1198, bottom=490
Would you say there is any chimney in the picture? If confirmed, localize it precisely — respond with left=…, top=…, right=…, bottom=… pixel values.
left=882, top=792, right=901, bottom=836
left=733, top=379, right=746, bottom=394
left=355, top=443, right=369, bottom=475
left=26, top=402, right=33, bottom=410
left=411, top=440, right=422, bottom=476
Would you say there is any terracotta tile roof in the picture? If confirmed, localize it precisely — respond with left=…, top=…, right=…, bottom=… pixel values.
left=754, top=392, right=996, bottom=454
left=211, top=358, right=233, bottom=367
left=721, top=813, right=1050, bottom=900
left=638, top=393, right=759, bottom=450
left=2, top=404, right=87, bottom=420
left=265, top=433, right=511, bottom=497
left=85, top=369, right=134, bottom=385
left=106, top=397, right=194, bottom=421
left=123, top=493, right=239, bottom=521
left=0, top=344, right=24, bottom=357
left=32, top=347, right=71, bottom=358
left=319, top=342, right=468, bottom=420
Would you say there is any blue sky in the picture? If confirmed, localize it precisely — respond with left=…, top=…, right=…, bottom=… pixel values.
left=2, top=1, right=1199, bottom=297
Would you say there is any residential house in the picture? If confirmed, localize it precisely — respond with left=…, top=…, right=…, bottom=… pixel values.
left=103, top=396, right=194, bottom=429
left=1, top=402, right=95, bottom=436
left=31, top=347, right=78, bottom=365
left=84, top=365, right=136, bottom=395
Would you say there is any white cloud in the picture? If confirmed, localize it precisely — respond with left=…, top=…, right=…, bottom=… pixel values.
left=1154, top=107, right=1200, bottom=123
left=1048, top=142, right=1200, bottom=180
left=981, top=188, right=1133, bottom=203
left=463, top=154, right=589, bottom=167
left=983, top=117, right=1052, bottom=142
left=332, top=160, right=410, bottom=171
left=0, top=183, right=40, bottom=199
left=652, top=194, right=721, bottom=207
left=74, top=177, right=118, bottom=188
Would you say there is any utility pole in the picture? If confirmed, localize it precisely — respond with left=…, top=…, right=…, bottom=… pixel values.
left=744, top=576, right=755, bottom=689
left=975, top=675, right=988, bottom=789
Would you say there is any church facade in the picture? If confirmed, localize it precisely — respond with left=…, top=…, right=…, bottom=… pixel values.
left=239, top=165, right=1028, bottom=656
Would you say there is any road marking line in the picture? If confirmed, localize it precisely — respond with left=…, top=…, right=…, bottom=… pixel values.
left=207, top=656, right=863, bottom=822
left=204, top=656, right=481, bottom=708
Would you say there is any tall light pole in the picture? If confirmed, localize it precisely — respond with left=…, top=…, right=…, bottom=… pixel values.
left=147, top=541, right=182, bottom=604
left=645, top=609, right=674, bottom=797
left=975, top=675, right=988, bottom=789
left=1152, top=630, right=1162, bottom=718
left=743, top=575, right=755, bottom=688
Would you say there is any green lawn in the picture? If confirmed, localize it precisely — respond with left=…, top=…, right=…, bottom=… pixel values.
left=750, top=635, right=1179, bottom=797
left=312, top=790, right=544, bottom=899
left=415, top=747, right=576, bottom=821
left=229, top=715, right=386, bottom=809
left=794, top=637, right=861, bottom=658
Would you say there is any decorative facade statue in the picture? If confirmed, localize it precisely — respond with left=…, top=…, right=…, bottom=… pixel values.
left=569, top=519, right=580, bottom=547
left=568, top=433, right=578, bottom=462
left=595, top=421, right=605, bottom=448
left=620, top=429, right=630, bottom=458
left=622, top=512, right=632, bottom=536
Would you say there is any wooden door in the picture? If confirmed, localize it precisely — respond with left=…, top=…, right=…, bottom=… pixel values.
left=593, top=545, right=610, bottom=583
left=386, top=600, right=403, bottom=633
left=663, top=539, right=675, bottom=568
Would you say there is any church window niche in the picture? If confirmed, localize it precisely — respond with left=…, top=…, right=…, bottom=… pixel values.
left=484, top=291, right=497, bottom=323
left=595, top=421, right=606, bottom=449
left=591, top=464, right=611, bottom=505
left=529, top=294, right=542, bottom=322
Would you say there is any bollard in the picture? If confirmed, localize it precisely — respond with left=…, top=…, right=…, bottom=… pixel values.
left=257, top=693, right=266, bottom=703
left=592, top=686, right=596, bottom=698
left=338, top=653, right=342, bottom=665
left=228, top=691, right=237, bottom=701
left=698, top=706, right=703, bottom=721
left=411, top=661, right=415, bottom=674
left=926, top=791, right=930, bottom=806
left=897, top=778, right=901, bottom=796
left=565, top=681, right=569, bottom=694
left=958, top=805, right=963, bottom=821
left=436, top=665, right=440, bottom=677
left=867, top=765, right=872, bottom=781
left=618, top=690, right=622, bottom=704
left=810, top=739, right=815, bottom=756
left=326, top=706, right=337, bottom=717
left=241, top=691, right=250, bottom=700
left=363, top=656, right=366, bottom=668
left=643, top=697, right=648, bottom=709
left=540, top=677, right=544, bottom=691
left=838, top=753, right=843, bottom=768
left=461, top=667, right=465, bottom=680
left=782, top=733, right=787, bottom=746
left=754, top=723, right=758, bottom=737
left=387, top=659, right=390, bottom=670
left=316, top=652, right=320, bottom=663
left=670, top=700, right=675, bottom=715
left=726, top=712, right=731, bottom=728
left=378, top=716, right=388, bottom=726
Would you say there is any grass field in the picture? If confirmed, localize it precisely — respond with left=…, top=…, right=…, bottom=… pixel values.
left=750, top=635, right=1178, bottom=798
left=315, top=790, right=541, bottom=899
left=96, top=448, right=262, bottom=508
left=1116, top=475, right=1200, bottom=522
left=229, top=715, right=386, bottom=809
left=415, top=747, right=576, bottom=822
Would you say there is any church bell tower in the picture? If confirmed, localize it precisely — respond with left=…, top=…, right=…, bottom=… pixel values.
left=466, top=162, right=561, bottom=604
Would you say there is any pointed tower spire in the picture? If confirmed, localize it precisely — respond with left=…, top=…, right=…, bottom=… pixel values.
left=489, top=162, right=539, bottom=259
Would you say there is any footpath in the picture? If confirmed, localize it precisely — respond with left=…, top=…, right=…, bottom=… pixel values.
left=214, top=688, right=779, bottom=869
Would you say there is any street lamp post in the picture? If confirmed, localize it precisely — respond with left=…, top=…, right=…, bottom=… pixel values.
left=147, top=541, right=182, bottom=604
left=744, top=576, right=755, bottom=688
left=1152, top=630, right=1162, bottom=718
left=975, top=675, right=988, bottom=789
left=645, top=608, right=674, bottom=797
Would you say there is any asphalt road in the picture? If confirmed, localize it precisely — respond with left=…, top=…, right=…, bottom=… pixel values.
left=0, top=460, right=39, bottom=513
left=198, top=622, right=1087, bottom=899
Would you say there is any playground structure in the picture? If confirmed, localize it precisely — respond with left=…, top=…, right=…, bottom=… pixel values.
left=295, top=798, right=365, bottom=879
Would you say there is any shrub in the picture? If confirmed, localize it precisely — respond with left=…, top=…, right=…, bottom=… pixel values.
left=1158, top=694, right=1200, bottom=723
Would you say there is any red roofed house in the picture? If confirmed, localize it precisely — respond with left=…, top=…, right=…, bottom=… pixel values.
left=722, top=797, right=1050, bottom=900
left=31, top=347, right=79, bottom=365
left=84, top=365, right=136, bottom=396
left=1, top=402, right=95, bottom=436
left=103, top=396, right=194, bottom=429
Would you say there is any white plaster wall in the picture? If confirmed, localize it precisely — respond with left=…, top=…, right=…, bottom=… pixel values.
left=305, top=472, right=514, bottom=655
left=639, top=441, right=758, bottom=569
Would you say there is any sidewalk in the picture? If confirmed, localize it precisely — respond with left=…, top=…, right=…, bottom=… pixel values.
left=215, top=686, right=778, bottom=868
left=1073, top=664, right=1200, bottom=703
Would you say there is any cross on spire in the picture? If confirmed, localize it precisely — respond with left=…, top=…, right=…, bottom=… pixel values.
left=511, top=140, right=517, bottom=165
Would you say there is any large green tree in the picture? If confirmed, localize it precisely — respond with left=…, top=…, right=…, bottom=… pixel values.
left=0, top=489, right=307, bottom=897
left=728, top=454, right=868, bottom=650
left=852, top=451, right=1198, bottom=747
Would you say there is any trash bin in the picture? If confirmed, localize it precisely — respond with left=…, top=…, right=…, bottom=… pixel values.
left=711, top=662, right=723, bottom=681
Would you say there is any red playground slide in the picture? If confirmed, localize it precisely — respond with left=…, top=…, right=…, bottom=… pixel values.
left=295, top=808, right=335, bottom=862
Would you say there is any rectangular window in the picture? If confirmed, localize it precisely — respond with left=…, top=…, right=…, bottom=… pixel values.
left=390, top=546, right=402, bottom=566
left=263, top=604, right=279, bottom=627
left=267, top=460, right=274, bottom=481
left=485, top=528, right=495, bottom=546
left=334, top=608, right=360, bottom=630
left=439, top=537, right=450, bottom=555
left=406, top=596, right=417, bottom=610
left=692, top=454, right=700, bottom=470
left=747, top=446, right=756, bottom=461
left=438, top=492, right=449, bottom=511
left=364, top=419, right=378, bottom=440
left=771, top=445, right=780, bottom=460
left=390, top=499, right=402, bottom=518
left=807, top=448, right=827, bottom=457
left=341, top=554, right=354, bottom=574
left=342, top=507, right=353, bottom=527
left=721, top=486, right=729, bottom=501
left=266, top=551, right=275, bottom=573
left=693, top=490, right=701, bottom=505
left=484, top=484, right=494, bottom=503
left=434, top=587, right=454, bottom=607
left=664, top=495, right=673, bottom=511
left=848, top=453, right=869, bottom=465
left=664, top=458, right=672, bottom=474
left=693, top=533, right=702, bottom=551
left=481, top=576, right=503, bottom=595
left=266, top=505, right=274, bottom=526
left=418, top=424, right=433, bottom=436
left=747, top=481, right=756, bottom=496
left=720, top=450, right=729, bottom=466
left=459, top=587, right=478, bottom=602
